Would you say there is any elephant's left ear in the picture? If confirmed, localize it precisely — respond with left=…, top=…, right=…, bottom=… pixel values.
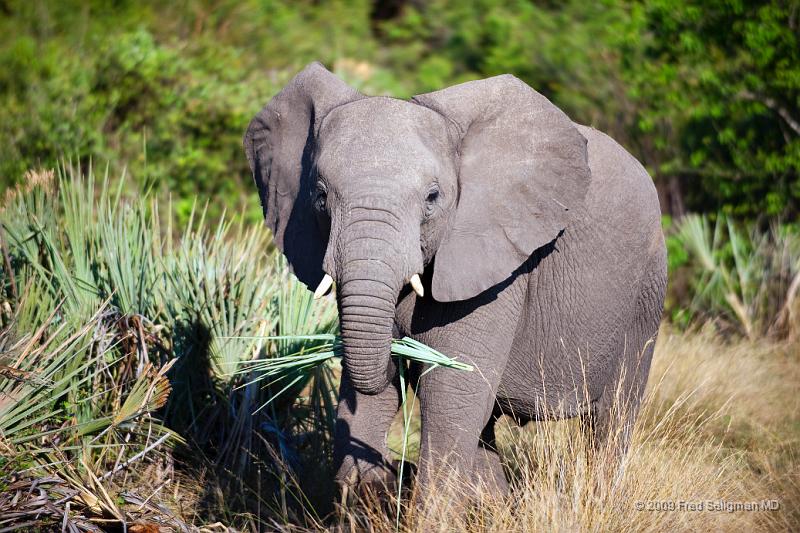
left=412, top=75, right=591, bottom=302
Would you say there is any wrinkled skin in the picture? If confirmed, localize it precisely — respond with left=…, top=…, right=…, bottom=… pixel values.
left=244, top=63, right=667, bottom=496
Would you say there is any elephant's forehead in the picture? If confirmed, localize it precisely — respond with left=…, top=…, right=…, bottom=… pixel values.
left=316, top=97, right=450, bottom=181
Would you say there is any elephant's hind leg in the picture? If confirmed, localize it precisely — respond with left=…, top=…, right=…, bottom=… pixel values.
left=581, top=332, right=655, bottom=461
left=579, top=341, right=653, bottom=493
left=582, top=264, right=664, bottom=469
left=474, top=413, right=509, bottom=492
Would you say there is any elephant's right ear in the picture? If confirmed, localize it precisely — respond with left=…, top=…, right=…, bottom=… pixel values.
left=413, top=75, right=591, bottom=302
left=244, top=62, right=363, bottom=289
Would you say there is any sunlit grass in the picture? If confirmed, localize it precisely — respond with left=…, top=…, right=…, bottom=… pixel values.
left=674, top=214, right=800, bottom=340
left=329, top=326, right=799, bottom=533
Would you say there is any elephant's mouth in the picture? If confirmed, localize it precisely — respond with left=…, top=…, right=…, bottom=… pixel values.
left=314, top=269, right=423, bottom=395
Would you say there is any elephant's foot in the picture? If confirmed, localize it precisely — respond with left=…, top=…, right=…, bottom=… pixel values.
left=411, top=456, right=510, bottom=525
left=473, top=445, right=509, bottom=494
left=335, top=456, right=400, bottom=505
left=581, top=398, right=640, bottom=491
left=334, top=458, right=420, bottom=531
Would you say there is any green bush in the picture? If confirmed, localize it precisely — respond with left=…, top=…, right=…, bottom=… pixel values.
left=0, top=166, right=338, bottom=527
left=0, top=26, right=275, bottom=223
left=1, top=0, right=797, bottom=220
left=668, top=213, right=800, bottom=339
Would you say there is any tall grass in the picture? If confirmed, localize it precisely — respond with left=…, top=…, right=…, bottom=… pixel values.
left=673, top=214, right=800, bottom=340
left=328, top=326, right=798, bottom=532
left=0, top=166, right=337, bottom=529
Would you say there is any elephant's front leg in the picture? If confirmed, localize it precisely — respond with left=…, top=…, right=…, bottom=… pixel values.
left=414, top=346, right=506, bottom=498
left=333, top=366, right=402, bottom=493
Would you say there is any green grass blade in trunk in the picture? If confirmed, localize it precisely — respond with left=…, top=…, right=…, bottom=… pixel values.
left=230, top=335, right=472, bottom=409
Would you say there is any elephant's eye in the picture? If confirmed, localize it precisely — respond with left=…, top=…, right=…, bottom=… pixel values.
left=314, top=185, right=327, bottom=212
left=425, top=185, right=440, bottom=205
left=424, top=184, right=439, bottom=217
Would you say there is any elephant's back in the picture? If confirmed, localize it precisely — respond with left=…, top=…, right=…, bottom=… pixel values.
left=574, top=123, right=662, bottom=242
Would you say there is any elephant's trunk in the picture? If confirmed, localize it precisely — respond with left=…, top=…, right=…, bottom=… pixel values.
left=334, top=207, right=414, bottom=395
left=338, top=275, right=397, bottom=395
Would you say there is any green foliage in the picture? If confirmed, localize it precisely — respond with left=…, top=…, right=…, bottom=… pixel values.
left=0, top=166, right=338, bottom=527
left=663, top=215, right=690, bottom=272
left=0, top=1, right=408, bottom=225
left=0, top=24, right=269, bottom=223
left=1, top=0, right=797, bottom=220
left=669, top=213, right=800, bottom=339
left=0, top=169, right=179, bottom=521
left=379, top=0, right=799, bottom=216
left=626, top=0, right=800, bottom=216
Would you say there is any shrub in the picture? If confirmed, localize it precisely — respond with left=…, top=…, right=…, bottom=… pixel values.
left=669, top=213, right=800, bottom=340
left=0, top=165, right=338, bottom=528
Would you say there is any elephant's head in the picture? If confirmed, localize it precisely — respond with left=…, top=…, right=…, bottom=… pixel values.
left=244, top=62, right=591, bottom=395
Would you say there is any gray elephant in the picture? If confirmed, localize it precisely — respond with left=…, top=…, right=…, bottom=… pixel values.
left=244, top=63, right=667, bottom=495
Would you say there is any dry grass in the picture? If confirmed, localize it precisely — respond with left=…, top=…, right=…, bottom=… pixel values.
left=4, top=316, right=796, bottom=531
left=327, top=326, right=799, bottom=532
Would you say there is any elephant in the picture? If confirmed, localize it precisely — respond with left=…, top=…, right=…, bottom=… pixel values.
left=243, top=62, right=667, bottom=496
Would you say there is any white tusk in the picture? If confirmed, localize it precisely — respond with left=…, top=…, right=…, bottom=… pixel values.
left=314, top=274, right=334, bottom=299
left=409, top=274, right=424, bottom=298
